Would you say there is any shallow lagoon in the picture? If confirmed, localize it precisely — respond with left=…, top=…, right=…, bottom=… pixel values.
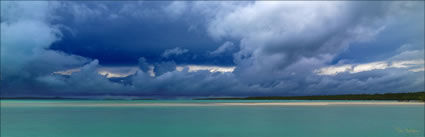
left=1, top=100, right=424, bottom=137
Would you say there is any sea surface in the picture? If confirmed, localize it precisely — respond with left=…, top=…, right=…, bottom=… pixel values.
left=1, top=100, right=424, bottom=137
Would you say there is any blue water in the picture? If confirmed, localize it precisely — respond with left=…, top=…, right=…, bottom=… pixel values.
left=1, top=100, right=424, bottom=137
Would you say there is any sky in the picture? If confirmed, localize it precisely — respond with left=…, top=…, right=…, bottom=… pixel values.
left=1, top=1, right=424, bottom=98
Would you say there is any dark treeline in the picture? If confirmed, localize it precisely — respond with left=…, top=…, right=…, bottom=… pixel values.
left=197, top=92, right=425, bottom=101
left=2, top=92, right=424, bottom=101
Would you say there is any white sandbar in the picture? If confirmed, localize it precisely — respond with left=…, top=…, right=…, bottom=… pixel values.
left=1, top=101, right=423, bottom=107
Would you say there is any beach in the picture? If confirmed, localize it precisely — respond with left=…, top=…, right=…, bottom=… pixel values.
left=1, top=100, right=423, bottom=107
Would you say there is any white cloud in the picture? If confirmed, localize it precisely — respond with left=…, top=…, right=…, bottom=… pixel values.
left=351, top=62, right=388, bottom=73
left=409, top=67, right=425, bottom=72
left=97, top=66, right=139, bottom=78
left=314, top=65, right=352, bottom=76
left=391, top=50, right=424, bottom=61
left=53, top=68, right=81, bottom=75
left=161, top=47, right=189, bottom=58
left=162, top=1, right=187, bottom=18
left=210, top=41, right=236, bottom=55
left=176, top=65, right=235, bottom=73
left=315, top=60, right=424, bottom=75
left=53, top=66, right=139, bottom=78
left=391, top=60, right=424, bottom=68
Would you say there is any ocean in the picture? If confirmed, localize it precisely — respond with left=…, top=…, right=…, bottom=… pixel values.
left=1, top=100, right=424, bottom=137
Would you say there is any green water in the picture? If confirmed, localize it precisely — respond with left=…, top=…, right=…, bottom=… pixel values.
left=1, top=100, right=424, bottom=137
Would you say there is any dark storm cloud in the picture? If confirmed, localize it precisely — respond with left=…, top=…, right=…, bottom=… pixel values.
left=0, top=1, right=91, bottom=96
left=153, top=61, right=177, bottom=76
left=48, top=1, right=233, bottom=66
left=1, top=1, right=424, bottom=97
left=206, top=1, right=424, bottom=85
left=138, top=57, right=150, bottom=73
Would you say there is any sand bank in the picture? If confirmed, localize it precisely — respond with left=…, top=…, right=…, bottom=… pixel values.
left=1, top=101, right=423, bottom=107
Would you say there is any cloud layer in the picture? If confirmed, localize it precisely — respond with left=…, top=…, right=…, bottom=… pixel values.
left=1, top=1, right=424, bottom=97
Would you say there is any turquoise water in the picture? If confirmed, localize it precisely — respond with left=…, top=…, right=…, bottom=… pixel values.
left=1, top=100, right=424, bottom=137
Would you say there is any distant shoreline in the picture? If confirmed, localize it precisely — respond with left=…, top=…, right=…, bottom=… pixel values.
left=195, top=91, right=425, bottom=102
left=1, top=91, right=424, bottom=101
left=1, top=101, right=424, bottom=107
